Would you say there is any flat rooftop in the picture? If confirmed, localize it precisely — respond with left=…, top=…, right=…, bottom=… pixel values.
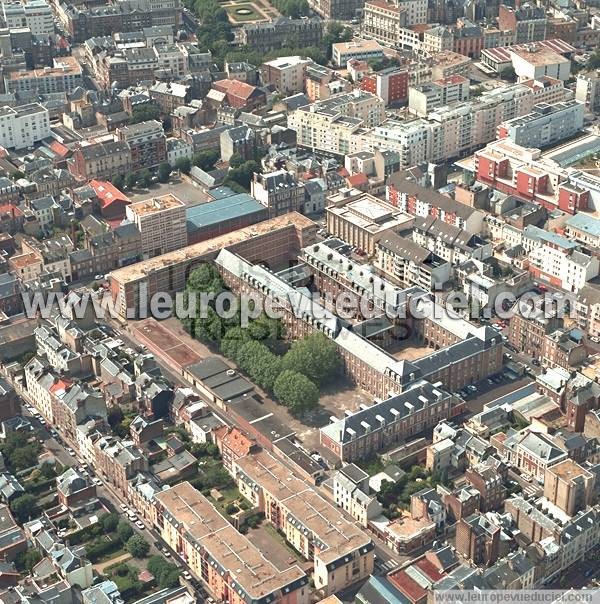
left=110, top=212, right=315, bottom=284
left=186, top=193, right=266, bottom=232
left=510, top=46, right=569, bottom=67
left=128, top=194, right=185, bottom=216
left=548, top=459, right=592, bottom=481
left=155, top=482, right=307, bottom=599
left=235, top=450, right=373, bottom=565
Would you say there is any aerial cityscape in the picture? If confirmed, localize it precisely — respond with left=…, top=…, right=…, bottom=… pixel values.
left=0, top=0, right=600, bottom=602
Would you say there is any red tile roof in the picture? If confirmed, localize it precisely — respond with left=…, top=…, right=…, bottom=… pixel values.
left=50, top=379, right=72, bottom=394
left=90, top=180, right=131, bottom=210
left=49, top=141, right=71, bottom=158
left=0, top=204, right=23, bottom=218
left=415, top=558, right=446, bottom=582
left=388, top=570, right=427, bottom=603
left=346, top=172, right=368, bottom=187
left=214, top=78, right=259, bottom=101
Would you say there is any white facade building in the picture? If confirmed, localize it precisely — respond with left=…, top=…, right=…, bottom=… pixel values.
left=0, top=103, right=50, bottom=150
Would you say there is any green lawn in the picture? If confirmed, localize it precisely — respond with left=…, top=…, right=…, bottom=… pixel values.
left=225, top=4, right=261, bottom=21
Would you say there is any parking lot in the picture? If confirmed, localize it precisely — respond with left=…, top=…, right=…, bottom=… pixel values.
left=128, top=176, right=212, bottom=207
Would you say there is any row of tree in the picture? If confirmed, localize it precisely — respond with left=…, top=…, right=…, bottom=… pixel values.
left=183, top=265, right=341, bottom=414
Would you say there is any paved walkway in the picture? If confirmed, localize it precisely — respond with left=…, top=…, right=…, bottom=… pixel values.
left=93, top=552, right=132, bottom=574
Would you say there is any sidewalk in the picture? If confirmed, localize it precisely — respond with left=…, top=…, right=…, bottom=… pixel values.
left=93, top=552, right=132, bottom=574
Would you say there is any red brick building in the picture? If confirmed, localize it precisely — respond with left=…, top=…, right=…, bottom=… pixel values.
left=359, top=68, right=409, bottom=106
left=212, top=79, right=266, bottom=111
left=455, top=513, right=500, bottom=567
left=90, top=180, right=131, bottom=220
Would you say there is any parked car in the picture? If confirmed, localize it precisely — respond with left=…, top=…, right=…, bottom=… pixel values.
left=135, top=520, right=145, bottom=530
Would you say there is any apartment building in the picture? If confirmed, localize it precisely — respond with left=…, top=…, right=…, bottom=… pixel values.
left=411, top=215, right=492, bottom=266
left=332, top=40, right=385, bottom=67
left=325, top=190, right=413, bottom=255
left=320, top=381, right=460, bottom=462
left=564, top=213, right=600, bottom=248
left=456, top=513, right=500, bottom=567
left=497, top=100, right=583, bottom=149
left=510, top=46, right=571, bottom=82
left=359, top=68, right=409, bottom=106
left=125, top=194, right=186, bottom=259
left=239, top=16, right=323, bottom=52
left=309, top=0, right=362, bottom=19
left=408, top=75, right=470, bottom=117
left=387, top=177, right=485, bottom=234
left=250, top=170, right=305, bottom=218
left=464, top=461, right=506, bottom=512
left=472, top=140, right=589, bottom=214
left=0, top=103, right=50, bottom=150
left=4, top=57, right=83, bottom=96
left=498, top=430, right=567, bottom=483
left=575, top=71, right=600, bottom=112
left=375, top=233, right=452, bottom=290
left=544, top=459, right=595, bottom=517
left=498, top=4, right=547, bottom=44
left=363, top=0, right=406, bottom=47
left=524, top=225, right=599, bottom=293
left=2, top=0, right=53, bottom=36
left=261, top=56, right=312, bottom=96
left=153, top=43, right=187, bottom=77
left=115, top=120, right=167, bottom=172
left=155, top=482, right=309, bottom=604
left=507, top=309, right=562, bottom=361
left=234, top=449, right=374, bottom=595
left=332, top=464, right=383, bottom=527
left=108, top=213, right=316, bottom=319
left=69, top=140, right=132, bottom=183
left=288, top=90, right=385, bottom=156
left=63, top=1, right=182, bottom=42
left=94, top=436, right=148, bottom=497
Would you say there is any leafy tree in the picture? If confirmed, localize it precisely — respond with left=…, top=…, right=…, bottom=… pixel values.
left=273, top=370, right=319, bottom=414
left=281, top=332, right=341, bottom=386
left=16, top=548, right=42, bottom=572
left=200, top=465, right=232, bottom=490
left=192, top=149, right=219, bottom=171
left=101, top=512, right=119, bottom=533
left=158, top=162, right=172, bottom=183
left=117, top=520, right=134, bottom=543
left=225, top=160, right=260, bottom=191
left=323, top=21, right=353, bottom=61
left=40, top=462, right=58, bottom=479
left=112, top=174, right=125, bottom=190
left=220, top=326, right=252, bottom=360
left=10, top=493, right=39, bottom=523
left=187, top=264, right=224, bottom=293
left=126, top=534, right=150, bottom=558
left=0, top=432, right=40, bottom=472
left=236, top=341, right=283, bottom=390
left=160, top=569, right=181, bottom=588
left=125, top=172, right=137, bottom=190
left=10, top=170, right=25, bottom=180
left=137, top=169, right=152, bottom=188
left=499, top=66, right=516, bottom=81
left=129, top=104, right=161, bottom=124
left=175, top=157, right=191, bottom=174
left=588, top=51, right=600, bottom=69
left=229, top=152, right=244, bottom=169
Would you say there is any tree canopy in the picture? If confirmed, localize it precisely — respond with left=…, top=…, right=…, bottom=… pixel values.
left=281, top=332, right=341, bottom=386
left=129, top=104, right=161, bottom=124
left=158, top=162, right=172, bottom=183
left=273, top=370, right=319, bottom=414
left=126, top=534, right=150, bottom=558
left=10, top=493, right=39, bottom=523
